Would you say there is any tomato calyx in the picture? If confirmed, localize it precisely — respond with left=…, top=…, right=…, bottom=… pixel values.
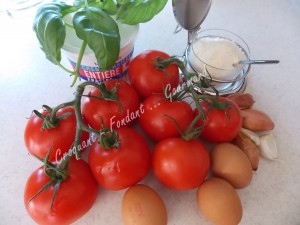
left=198, top=95, right=236, bottom=126
left=29, top=145, right=69, bottom=210
left=98, top=82, right=119, bottom=101
left=86, top=82, right=124, bottom=112
left=33, top=105, right=73, bottom=129
left=192, top=95, right=234, bottom=130
left=98, top=123, right=121, bottom=150
left=181, top=96, right=233, bottom=141
left=152, top=56, right=168, bottom=71
left=199, top=95, right=231, bottom=111
left=150, top=56, right=179, bottom=97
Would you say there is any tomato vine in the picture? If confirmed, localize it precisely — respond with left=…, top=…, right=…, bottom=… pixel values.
left=152, top=56, right=232, bottom=140
left=25, top=55, right=236, bottom=216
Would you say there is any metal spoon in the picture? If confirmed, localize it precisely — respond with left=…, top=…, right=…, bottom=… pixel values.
left=233, top=60, right=280, bottom=67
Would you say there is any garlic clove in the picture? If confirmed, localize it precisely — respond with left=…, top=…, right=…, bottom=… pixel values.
left=240, top=128, right=260, bottom=146
left=258, top=133, right=277, bottom=160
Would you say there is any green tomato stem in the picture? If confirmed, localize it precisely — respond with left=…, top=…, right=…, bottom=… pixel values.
left=71, top=83, right=87, bottom=159
left=52, top=81, right=119, bottom=162
left=49, top=101, right=74, bottom=122
left=71, top=41, right=88, bottom=87
left=68, top=82, right=103, bottom=159
left=57, top=63, right=75, bottom=74
left=42, top=81, right=107, bottom=164
left=184, top=86, right=204, bottom=139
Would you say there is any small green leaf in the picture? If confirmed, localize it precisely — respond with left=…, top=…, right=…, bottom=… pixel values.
left=33, top=3, right=73, bottom=65
left=100, top=0, right=119, bottom=15
left=73, top=7, right=120, bottom=71
left=116, top=0, right=168, bottom=25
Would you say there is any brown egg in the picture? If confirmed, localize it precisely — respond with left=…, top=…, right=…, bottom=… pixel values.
left=197, top=177, right=243, bottom=225
left=122, top=184, right=167, bottom=225
left=211, top=143, right=253, bottom=189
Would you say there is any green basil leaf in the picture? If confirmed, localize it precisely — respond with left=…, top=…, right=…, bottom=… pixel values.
left=33, top=3, right=72, bottom=64
left=73, top=7, right=120, bottom=71
left=116, top=0, right=168, bottom=25
left=73, top=0, right=118, bottom=15
left=73, top=0, right=96, bottom=7
left=34, top=2, right=72, bottom=21
left=116, top=0, right=131, bottom=5
left=73, top=0, right=85, bottom=7
left=99, top=0, right=118, bottom=15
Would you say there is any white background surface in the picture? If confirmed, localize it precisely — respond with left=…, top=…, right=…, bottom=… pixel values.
left=0, top=0, right=300, bottom=224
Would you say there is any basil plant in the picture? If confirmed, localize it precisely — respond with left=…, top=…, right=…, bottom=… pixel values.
left=33, top=0, right=168, bottom=85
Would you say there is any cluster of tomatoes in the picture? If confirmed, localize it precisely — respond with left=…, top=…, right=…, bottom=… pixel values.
left=23, top=50, right=242, bottom=225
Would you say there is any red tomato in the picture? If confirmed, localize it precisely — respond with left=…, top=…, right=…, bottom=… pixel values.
left=138, top=94, right=194, bottom=141
left=88, top=127, right=151, bottom=190
left=152, top=138, right=210, bottom=190
left=24, top=158, right=98, bottom=225
left=128, top=50, right=180, bottom=99
left=81, top=79, right=140, bottom=131
left=194, top=97, right=242, bottom=143
left=24, top=106, right=89, bottom=162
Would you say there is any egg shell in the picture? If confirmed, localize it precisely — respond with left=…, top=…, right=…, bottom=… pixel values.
left=122, top=184, right=167, bottom=225
left=197, top=177, right=243, bottom=225
left=211, top=143, right=253, bottom=189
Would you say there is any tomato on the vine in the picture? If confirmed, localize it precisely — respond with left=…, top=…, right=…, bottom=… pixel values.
left=88, top=127, right=151, bottom=190
left=24, top=106, right=89, bottom=162
left=138, top=93, right=194, bottom=141
left=152, top=137, right=210, bottom=190
left=128, top=50, right=180, bottom=99
left=24, top=158, right=98, bottom=225
left=194, top=97, right=242, bottom=143
left=81, top=79, right=140, bottom=131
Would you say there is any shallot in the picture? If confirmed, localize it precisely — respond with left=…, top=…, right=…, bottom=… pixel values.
left=240, top=109, right=275, bottom=132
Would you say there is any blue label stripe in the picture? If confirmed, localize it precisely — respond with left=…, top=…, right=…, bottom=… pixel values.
left=79, top=69, right=129, bottom=83
left=68, top=49, right=134, bottom=72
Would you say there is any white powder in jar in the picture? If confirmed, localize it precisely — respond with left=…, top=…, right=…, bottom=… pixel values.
left=189, top=36, right=247, bottom=80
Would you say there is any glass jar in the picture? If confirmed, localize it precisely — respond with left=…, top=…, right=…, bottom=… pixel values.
left=186, top=29, right=251, bottom=95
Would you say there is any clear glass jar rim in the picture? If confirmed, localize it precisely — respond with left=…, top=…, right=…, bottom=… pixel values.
left=189, top=28, right=251, bottom=72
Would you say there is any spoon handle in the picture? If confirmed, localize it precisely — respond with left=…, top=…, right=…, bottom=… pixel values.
left=241, top=60, right=280, bottom=65
left=233, top=59, right=280, bottom=67
left=246, top=60, right=279, bottom=64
